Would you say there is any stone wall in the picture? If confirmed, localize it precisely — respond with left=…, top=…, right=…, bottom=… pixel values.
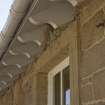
left=80, top=0, right=105, bottom=105
left=0, top=0, right=105, bottom=105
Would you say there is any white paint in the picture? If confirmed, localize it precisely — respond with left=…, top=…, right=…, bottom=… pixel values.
left=23, top=52, right=31, bottom=59
left=67, top=0, right=78, bottom=6
left=16, top=64, right=22, bottom=68
left=1, top=81, right=7, bottom=86
left=29, top=17, right=41, bottom=25
left=34, top=40, right=42, bottom=46
left=48, top=21, right=58, bottom=29
left=7, top=72, right=13, bottom=78
left=9, top=50, right=16, bottom=55
left=17, top=36, right=24, bottom=43
left=1, top=60, right=8, bottom=66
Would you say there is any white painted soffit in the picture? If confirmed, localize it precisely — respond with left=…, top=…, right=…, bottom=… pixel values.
left=0, top=0, right=77, bottom=93
left=0, top=0, right=34, bottom=93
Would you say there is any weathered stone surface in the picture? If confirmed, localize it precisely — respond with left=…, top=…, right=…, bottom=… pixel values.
left=36, top=73, right=48, bottom=105
left=81, top=77, right=92, bottom=86
left=93, top=101, right=105, bottom=105
left=12, top=74, right=37, bottom=105
left=22, top=76, right=35, bottom=105
left=80, top=38, right=105, bottom=78
left=93, top=69, right=105, bottom=100
left=80, top=84, right=94, bottom=104
left=0, top=88, right=13, bottom=105
left=79, top=0, right=105, bottom=25
left=80, top=10, right=105, bottom=50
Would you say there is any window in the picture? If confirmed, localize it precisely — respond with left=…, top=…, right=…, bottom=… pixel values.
left=48, top=21, right=80, bottom=105
left=48, top=57, right=70, bottom=105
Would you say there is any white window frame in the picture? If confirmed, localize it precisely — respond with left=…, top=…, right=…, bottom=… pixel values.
left=48, top=57, right=69, bottom=105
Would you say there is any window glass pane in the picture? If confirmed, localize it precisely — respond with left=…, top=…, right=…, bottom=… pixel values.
left=54, top=72, right=61, bottom=105
left=63, top=67, right=70, bottom=105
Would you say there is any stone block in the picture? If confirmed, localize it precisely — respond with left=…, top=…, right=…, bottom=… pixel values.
left=36, top=73, right=48, bottom=105
left=79, top=0, right=105, bottom=25
left=80, top=38, right=105, bottom=78
left=80, top=10, right=105, bottom=50
left=93, top=69, right=105, bottom=100
left=80, top=84, right=94, bottom=104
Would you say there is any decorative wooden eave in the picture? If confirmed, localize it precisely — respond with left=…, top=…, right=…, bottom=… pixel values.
left=0, top=0, right=79, bottom=93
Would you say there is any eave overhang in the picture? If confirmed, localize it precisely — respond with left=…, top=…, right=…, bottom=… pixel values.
left=0, top=0, right=79, bottom=93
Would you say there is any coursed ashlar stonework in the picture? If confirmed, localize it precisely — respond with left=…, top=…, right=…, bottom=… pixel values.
left=0, top=0, right=105, bottom=105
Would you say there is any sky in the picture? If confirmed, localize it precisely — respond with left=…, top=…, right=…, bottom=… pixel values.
left=0, top=0, right=14, bottom=31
